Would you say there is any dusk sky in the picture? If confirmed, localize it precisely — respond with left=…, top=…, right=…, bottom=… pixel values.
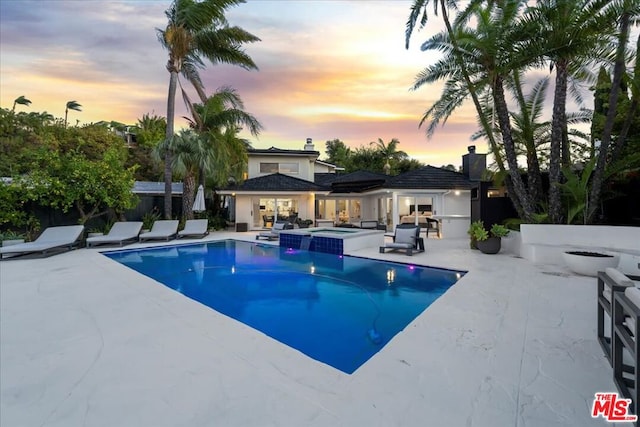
left=0, top=0, right=563, bottom=168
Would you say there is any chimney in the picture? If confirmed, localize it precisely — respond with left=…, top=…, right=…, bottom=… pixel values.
left=304, top=137, right=314, bottom=151
left=462, top=145, right=486, bottom=181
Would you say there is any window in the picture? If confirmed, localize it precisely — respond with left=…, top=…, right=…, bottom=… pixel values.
left=260, top=163, right=278, bottom=173
left=259, top=162, right=299, bottom=174
left=279, top=162, right=299, bottom=174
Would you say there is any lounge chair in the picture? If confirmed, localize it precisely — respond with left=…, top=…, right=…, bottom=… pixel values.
left=178, top=219, right=209, bottom=239
left=86, top=222, right=143, bottom=248
left=256, top=221, right=292, bottom=241
left=0, top=225, right=84, bottom=259
left=139, top=220, right=179, bottom=242
left=379, top=224, right=424, bottom=256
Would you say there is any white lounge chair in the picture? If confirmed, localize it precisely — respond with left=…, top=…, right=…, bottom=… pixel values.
left=86, top=222, right=143, bottom=248
left=379, top=225, right=424, bottom=256
left=178, top=219, right=209, bottom=239
left=256, top=221, right=292, bottom=241
left=139, top=220, right=179, bottom=242
left=0, top=225, right=85, bottom=259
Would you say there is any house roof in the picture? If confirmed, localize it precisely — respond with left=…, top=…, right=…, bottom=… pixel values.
left=383, top=166, right=471, bottom=190
left=248, top=147, right=319, bottom=157
left=228, top=173, right=327, bottom=192
left=327, top=171, right=389, bottom=193
left=133, top=181, right=183, bottom=195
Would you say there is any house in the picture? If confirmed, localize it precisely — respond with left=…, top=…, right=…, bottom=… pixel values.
left=220, top=139, right=474, bottom=238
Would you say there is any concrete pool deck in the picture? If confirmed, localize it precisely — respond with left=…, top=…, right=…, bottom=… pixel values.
left=0, top=231, right=617, bottom=426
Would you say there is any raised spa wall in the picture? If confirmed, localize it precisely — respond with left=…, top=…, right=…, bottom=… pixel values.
left=279, top=228, right=384, bottom=255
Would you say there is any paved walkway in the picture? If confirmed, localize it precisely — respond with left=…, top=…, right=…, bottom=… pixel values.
left=0, top=231, right=616, bottom=426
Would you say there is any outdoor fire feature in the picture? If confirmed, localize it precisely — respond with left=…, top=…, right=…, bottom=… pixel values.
left=563, top=251, right=620, bottom=277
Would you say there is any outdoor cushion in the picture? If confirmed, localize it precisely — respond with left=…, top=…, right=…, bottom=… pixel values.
left=86, top=222, right=143, bottom=247
left=624, top=287, right=640, bottom=312
left=394, top=227, right=416, bottom=245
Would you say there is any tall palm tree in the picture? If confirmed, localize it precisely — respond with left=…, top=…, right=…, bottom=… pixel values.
left=369, top=138, right=407, bottom=174
left=157, top=0, right=260, bottom=219
left=523, top=0, right=616, bottom=223
left=64, top=100, right=82, bottom=128
left=408, top=0, right=538, bottom=221
left=185, top=86, right=262, bottom=186
left=12, top=96, right=31, bottom=112
left=587, top=0, right=640, bottom=222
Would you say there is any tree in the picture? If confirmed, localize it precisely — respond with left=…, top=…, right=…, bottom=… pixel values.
left=407, top=0, right=538, bottom=221
left=523, top=0, right=616, bottom=223
left=157, top=0, right=260, bottom=219
left=324, top=139, right=351, bottom=168
left=64, top=100, right=82, bottom=128
left=22, top=147, right=138, bottom=224
left=588, top=2, right=640, bottom=222
left=370, top=137, right=408, bottom=174
left=154, top=129, right=215, bottom=220
left=12, top=96, right=31, bottom=112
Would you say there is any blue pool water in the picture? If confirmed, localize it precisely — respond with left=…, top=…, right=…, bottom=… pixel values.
left=105, top=240, right=464, bottom=374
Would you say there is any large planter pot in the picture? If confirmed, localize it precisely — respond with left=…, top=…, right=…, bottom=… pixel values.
left=563, top=251, right=619, bottom=277
left=476, top=237, right=501, bottom=254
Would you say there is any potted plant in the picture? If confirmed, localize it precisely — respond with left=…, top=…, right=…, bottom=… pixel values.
left=475, top=224, right=510, bottom=254
left=467, top=220, right=485, bottom=249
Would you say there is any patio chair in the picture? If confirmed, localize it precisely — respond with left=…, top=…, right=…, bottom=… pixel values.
left=425, top=218, right=441, bottom=238
left=256, top=221, right=292, bottom=241
left=178, top=219, right=209, bottom=239
left=86, top=221, right=143, bottom=248
left=597, top=268, right=636, bottom=364
left=359, top=220, right=379, bottom=229
left=139, top=220, right=179, bottom=242
left=0, top=225, right=85, bottom=259
left=379, top=224, right=424, bottom=256
left=612, top=286, right=640, bottom=418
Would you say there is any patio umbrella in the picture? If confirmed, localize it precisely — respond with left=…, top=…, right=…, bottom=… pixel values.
left=193, top=185, right=206, bottom=212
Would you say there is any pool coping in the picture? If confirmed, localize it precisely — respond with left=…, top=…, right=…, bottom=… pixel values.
left=0, top=231, right=617, bottom=426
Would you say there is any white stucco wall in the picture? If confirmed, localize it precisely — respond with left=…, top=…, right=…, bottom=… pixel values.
left=247, top=155, right=315, bottom=181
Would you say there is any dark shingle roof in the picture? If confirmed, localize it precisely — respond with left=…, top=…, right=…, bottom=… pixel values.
left=384, top=166, right=471, bottom=189
left=330, top=170, right=389, bottom=184
left=248, top=147, right=319, bottom=156
left=230, top=173, right=328, bottom=192
left=133, top=181, right=183, bottom=195
left=314, top=173, right=338, bottom=187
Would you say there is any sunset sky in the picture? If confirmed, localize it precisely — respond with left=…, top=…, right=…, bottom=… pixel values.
left=0, top=0, right=564, bottom=168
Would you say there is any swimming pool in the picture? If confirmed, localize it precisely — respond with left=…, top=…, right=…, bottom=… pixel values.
left=105, top=240, right=464, bottom=374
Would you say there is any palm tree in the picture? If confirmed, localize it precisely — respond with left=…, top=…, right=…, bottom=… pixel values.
left=408, top=0, right=538, bottom=221
left=12, top=96, right=31, bottom=112
left=185, top=86, right=262, bottom=186
left=587, top=0, right=640, bottom=222
left=369, top=138, right=407, bottom=174
left=522, top=0, right=616, bottom=223
left=154, top=129, right=216, bottom=220
left=64, top=100, right=82, bottom=128
left=157, top=0, right=260, bottom=219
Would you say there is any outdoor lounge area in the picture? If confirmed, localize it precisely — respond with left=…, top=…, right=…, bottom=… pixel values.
left=0, top=230, right=627, bottom=426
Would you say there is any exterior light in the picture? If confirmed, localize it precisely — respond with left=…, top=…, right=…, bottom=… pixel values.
left=454, top=190, right=460, bottom=196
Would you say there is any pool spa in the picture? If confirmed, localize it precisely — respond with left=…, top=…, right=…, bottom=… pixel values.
left=105, top=240, right=464, bottom=374
left=279, top=227, right=384, bottom=255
